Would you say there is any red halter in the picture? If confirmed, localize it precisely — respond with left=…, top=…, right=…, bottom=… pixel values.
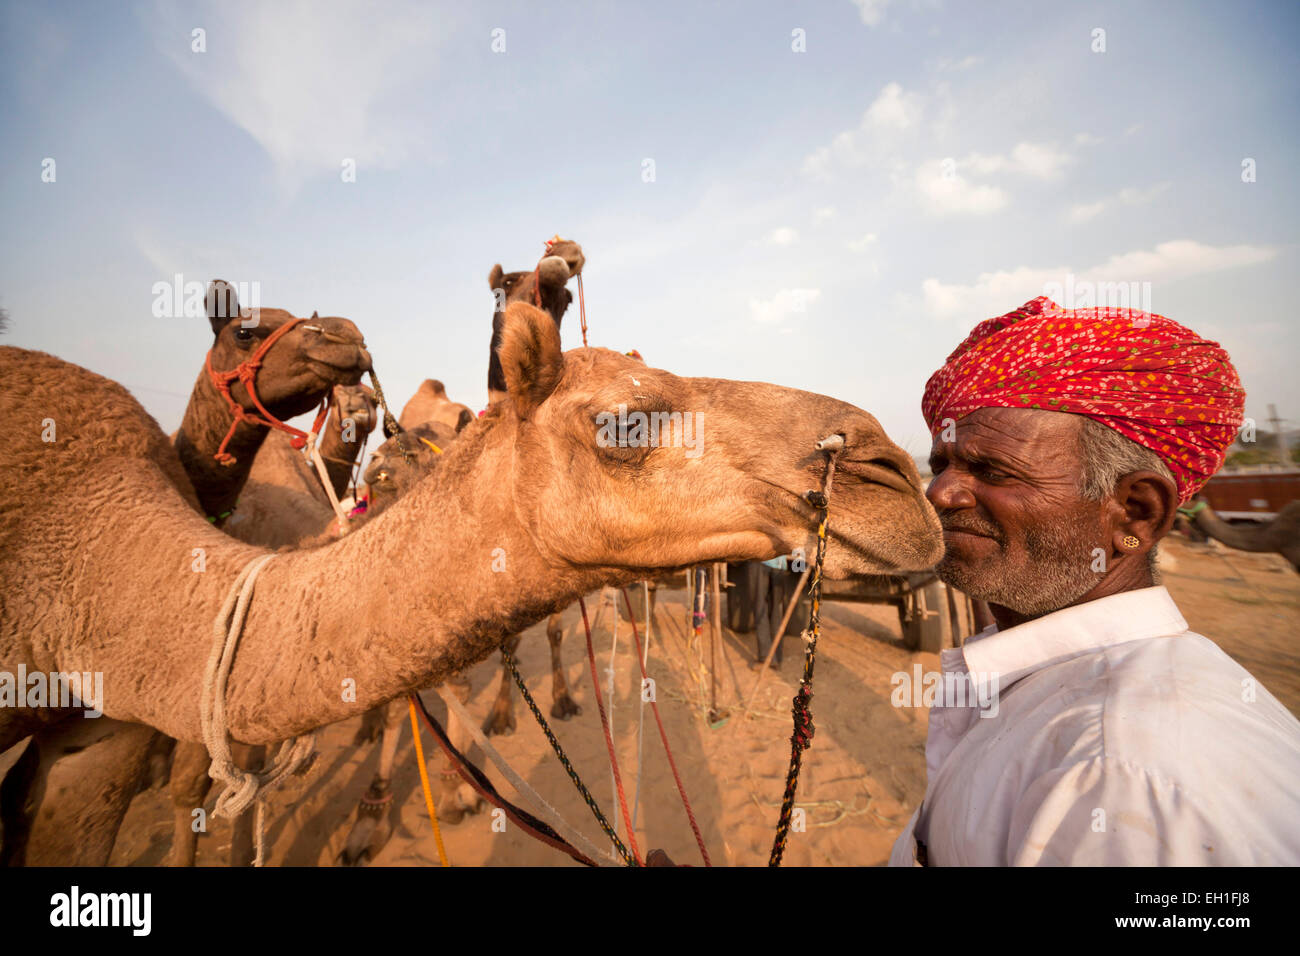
left=204, top=316, right=330, bottom=465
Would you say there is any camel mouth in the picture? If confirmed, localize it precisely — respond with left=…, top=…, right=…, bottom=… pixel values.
left=305, top=349, right=372, bottom=381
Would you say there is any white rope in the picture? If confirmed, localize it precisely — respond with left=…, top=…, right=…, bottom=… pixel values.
left=201, top=553, right=316, bottom=866
left=431, top=686, right=618, bottom=866
left=307, top=435, right=352, bottom=528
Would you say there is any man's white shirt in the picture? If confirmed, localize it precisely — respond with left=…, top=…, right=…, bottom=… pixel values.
left=888, top=586, right=1300, bottom=865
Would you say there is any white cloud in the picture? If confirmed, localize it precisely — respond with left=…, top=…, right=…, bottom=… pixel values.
left=1067, top=182, right=1171, bottom=223
left=813, top=206, right=837, bottom=222
left=850, top=0, right=891, bottom=26
left=769, top=227, right=799, bottom=245
left=937, top=55, right=982, bottom=72
left=802, top=82, right=922, bottom=177
left=915, top=160, right=1007, bottom=216
left=144, top=0, right=443, bottom=185
left=750, top=288, right=821, bottom=324
left=965, top=142, right=1071, bottom=180
left=917, top=240, right=1279, bottom=320
left=848, top=233, right=878, bottom=251
left=866, top=82, right=923, bottom=130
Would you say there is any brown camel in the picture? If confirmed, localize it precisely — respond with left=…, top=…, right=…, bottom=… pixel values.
left=0, top=302, right=942, bottom=865
left=224, top=384, right=379, bottom=549
left=163, top=298, right=376, bottom=867
left=487, top=236, right=585, bottom=406
left=398, top=380, right=474, bottom=434
left=337, top=421, right=482, bottom=865
left=0, top=280, right=372, bottom=867
left=1187, top=498, right=1300, bottom=572
left=481, top=238, right=589, bottom=733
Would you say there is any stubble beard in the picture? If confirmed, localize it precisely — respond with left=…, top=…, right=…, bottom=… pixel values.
left=937, top=513, right=1105, bottom=620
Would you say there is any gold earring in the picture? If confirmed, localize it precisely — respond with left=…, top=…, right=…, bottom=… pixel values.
left=1122, top=535, right=1140, bottom=550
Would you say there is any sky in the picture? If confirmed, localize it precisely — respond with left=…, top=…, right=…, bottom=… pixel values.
left=1, top=0, right=1297, bottom=461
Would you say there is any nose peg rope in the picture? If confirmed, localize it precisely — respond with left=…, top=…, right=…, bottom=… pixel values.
left=768, top=434, right=841, bottom=866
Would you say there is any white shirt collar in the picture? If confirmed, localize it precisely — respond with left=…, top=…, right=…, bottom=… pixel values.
left=959, top=586, right=1189, bottom=689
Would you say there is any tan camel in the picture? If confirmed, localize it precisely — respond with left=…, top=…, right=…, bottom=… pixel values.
left=0, top=280, right=371, bottom=867
left=1186, top=498, right=1300, bottom=572
left=224, top=384, right=378, bottom=549
left=0, top=302, right=942, bottom=865
left=163, top=296, right=377, bottom=867
left=398, top=380, right=474, bottom=434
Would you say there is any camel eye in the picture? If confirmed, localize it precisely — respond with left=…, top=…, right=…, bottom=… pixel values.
left=234, top=327, right=255, bottom=345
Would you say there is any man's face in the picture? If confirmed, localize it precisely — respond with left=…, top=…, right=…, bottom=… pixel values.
left=926, top=407, right=1107, bottom=619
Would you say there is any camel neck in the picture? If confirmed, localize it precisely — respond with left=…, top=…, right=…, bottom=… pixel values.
left=207, top=413, right=592, bottom=743
left=315, top=410, right=368, bottom=500
left=175, top=369, right=269, bottom=520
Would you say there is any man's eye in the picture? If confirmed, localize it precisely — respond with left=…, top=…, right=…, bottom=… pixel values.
left=973, top=464, right=1007, bottom=481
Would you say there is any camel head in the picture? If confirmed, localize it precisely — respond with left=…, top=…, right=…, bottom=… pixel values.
left=487, top=237, right=585, bottom=327
left=364, top=421, right=459, bottom=517
left=204, top=279, right=373, bottom=422
left=494, top=303, right=943, bottom=579
left=332, top=383, right=377, bottom=437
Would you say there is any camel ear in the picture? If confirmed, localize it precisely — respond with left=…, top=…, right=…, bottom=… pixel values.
left=455, top=408, right=474, bottom=433
left=488, top=265, right=504, bottom=290
left=499, top=302, right=563, bottom=418
left=205, top=280, right=240, bottom=336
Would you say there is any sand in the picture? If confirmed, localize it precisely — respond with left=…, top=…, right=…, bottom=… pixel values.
left=103, top=534, right=1300, bottom=867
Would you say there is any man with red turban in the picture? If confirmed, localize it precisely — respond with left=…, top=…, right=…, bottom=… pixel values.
left=890, top=296, right=1300, bottom=866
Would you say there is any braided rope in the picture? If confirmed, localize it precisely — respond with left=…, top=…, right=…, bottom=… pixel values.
left=366, top=368, right=416, bottom=467
left=502, top=646, right=638, bottom=866
left=768, top=452, right=838, bottom=867
left=202, top=553, right=316, bottom=867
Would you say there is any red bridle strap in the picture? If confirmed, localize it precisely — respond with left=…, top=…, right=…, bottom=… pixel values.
left=204, top=317, right=330, bottom=465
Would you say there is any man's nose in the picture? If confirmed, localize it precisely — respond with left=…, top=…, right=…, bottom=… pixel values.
left=927, top=468, right=977, bottom=512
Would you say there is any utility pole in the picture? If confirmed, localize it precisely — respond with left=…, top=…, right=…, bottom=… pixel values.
left=1267, top=404, right=1289, bottom=465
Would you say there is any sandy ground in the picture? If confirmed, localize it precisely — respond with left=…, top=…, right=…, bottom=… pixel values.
left=100, top=534, right=1299, bottom=867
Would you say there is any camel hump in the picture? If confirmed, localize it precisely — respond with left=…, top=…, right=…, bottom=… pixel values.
left=2, top=346, right=180, bottom=494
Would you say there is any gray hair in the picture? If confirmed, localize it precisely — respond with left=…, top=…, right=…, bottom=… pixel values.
left=1076, top=417, right=1173, bottom=578
left=1077, top=417, right=1174, bottom=501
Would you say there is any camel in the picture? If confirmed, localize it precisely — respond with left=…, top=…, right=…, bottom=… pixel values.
left=487, top=236, right=585, bottom=406
left=0, top=301, right=943, bottom=865
left=0, top=281, right=372, bottom=867
left=1186, top=498, right=1300, bottom=572
left=163, top=294, right=376, bottom=866
left=398, top=380, right=474, bottom=434
left=224, top=383, right=379, bottom=549
left=337, top=421, right=482, bottom=865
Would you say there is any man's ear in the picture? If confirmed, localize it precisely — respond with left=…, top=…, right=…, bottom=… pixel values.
left=1109, top=470, right=1180, bottom=557
left=205, top=280, right=240, bottom=337
left=499, top=301, right=563, bottom=419
left=488, top=264, right=504, bottom=290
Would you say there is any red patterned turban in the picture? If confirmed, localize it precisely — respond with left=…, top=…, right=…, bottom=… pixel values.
left=922, top=297, right=1245, bottom=502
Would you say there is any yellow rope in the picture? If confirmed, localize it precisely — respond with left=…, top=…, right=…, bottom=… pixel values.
left=418, top=437, right=443, bottom=455
left=408, top=696, right=450, bottom=867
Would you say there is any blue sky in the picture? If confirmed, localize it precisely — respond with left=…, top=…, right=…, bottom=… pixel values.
left=2, top=0, right=1297, bottom=458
